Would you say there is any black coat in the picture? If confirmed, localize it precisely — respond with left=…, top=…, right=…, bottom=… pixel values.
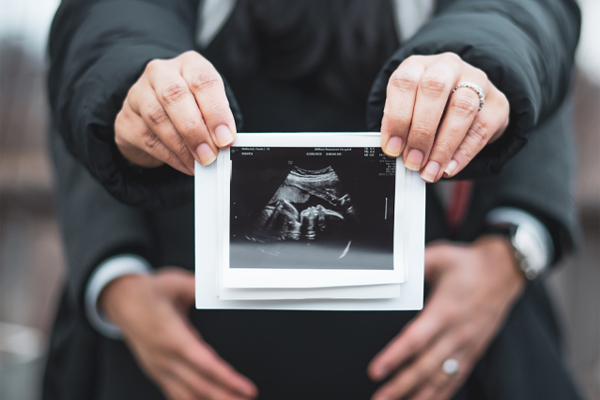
left=44, top=1, right=582, bottom=399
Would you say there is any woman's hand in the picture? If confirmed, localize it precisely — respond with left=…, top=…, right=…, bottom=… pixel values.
left=368, top=237, right=526, bottom=400
left=100, top=268, right=258, bottom=400
left=114, top=51, right=237, bottom=174
left=381, top=53, right=510, bottom=183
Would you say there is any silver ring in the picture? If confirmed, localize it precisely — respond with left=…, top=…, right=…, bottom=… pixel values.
left=453, top=82, right=485, bottom=112
left=442, top=358, right=460, bottom=376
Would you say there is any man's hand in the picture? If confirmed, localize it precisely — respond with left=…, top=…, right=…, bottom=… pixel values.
left=100, top=268, right=258, bottom=400
left=381, top=53, right=510, bottom=183
left=368, top=238, right=526, bottom=400
left=115, top=51, right=236, bottom=173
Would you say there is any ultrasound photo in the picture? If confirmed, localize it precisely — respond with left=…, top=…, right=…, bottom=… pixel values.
left=229, top=147, right=396, bottom=270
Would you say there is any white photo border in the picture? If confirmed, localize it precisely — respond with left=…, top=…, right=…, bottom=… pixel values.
left=221, top=133, right=405, bottom=288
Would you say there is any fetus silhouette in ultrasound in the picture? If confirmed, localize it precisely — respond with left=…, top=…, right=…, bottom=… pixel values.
left=246, top=166, right=358, bottom=259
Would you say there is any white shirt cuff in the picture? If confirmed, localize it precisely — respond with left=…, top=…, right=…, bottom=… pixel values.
left=486, top=207, right=555, bottom=266
left=84, top=254, right=152, bottom=339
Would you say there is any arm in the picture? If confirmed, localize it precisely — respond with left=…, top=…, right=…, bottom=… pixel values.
left=50, top=126, right=257, bottom=400
left=48, top=0, right=242, bottom=209
left=367, top=100, right=579, bottom=399
left=368, top=0, right=581, bottom=179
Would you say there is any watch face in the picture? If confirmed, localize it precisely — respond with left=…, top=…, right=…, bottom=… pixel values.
left=514, top=225, right=548, bottom=276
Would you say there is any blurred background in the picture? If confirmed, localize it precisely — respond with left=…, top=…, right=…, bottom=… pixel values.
left=0, top=1, right=598, bottom=399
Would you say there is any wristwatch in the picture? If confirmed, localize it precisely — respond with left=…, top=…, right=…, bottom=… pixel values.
left=484, top=208, right=554, bottom=280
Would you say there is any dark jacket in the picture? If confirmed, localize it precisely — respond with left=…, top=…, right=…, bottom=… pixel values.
left=44, top=1, right=582, bottom=399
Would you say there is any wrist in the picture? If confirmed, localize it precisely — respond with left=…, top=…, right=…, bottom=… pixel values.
left=475, top=235, right=527, bottom=288
left=99, top=274, right=152, bottom=329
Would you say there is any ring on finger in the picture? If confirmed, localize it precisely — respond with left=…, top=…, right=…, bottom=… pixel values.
left=442, top=358, right=460, bottom=376
left=453, top=82, right=485, bottom=111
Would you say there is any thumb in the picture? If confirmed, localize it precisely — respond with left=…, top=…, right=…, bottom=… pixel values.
left=424, top=242, right=457, bottom=283
left=156, top=267, right=196, bottom=306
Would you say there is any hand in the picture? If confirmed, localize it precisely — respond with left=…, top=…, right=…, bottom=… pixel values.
left=100, top=268, right=257, bottom=400
left=114, top=51, right=237, bottom=174
left=380, top=53, right=510, bottom=183
left=368, top=237, right=526, bottom=400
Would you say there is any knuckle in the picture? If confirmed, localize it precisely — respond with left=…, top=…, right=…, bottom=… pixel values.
left=178, top=118, right=202, bottom=138
left=161, top=83, right=189, bottom=105
left=383, top=108, right=411, bottom=128
left=142, top=129, right=161, bottom=150
left=420, top=75, right=448, bottom=96
left=175, top=140, right=191, bottom=159
left=145, top=59, right=163, bottom=74
left=455, top=143, right=474, bottom=162
left=451, top=92, right=478, bottom=116
left=409, top=122, right=434, bottom=143
left=468, top=121, right=490, bottom=144
left=146, top=105, right=169, bottom=126
left=404, top=55, right=424, bottom=66
left=180, top=50, right=200, bottom=61
left=432, top=139, right=456, bottom=159
left=188, top=71, right=222, bottom=93
left=474, top=67, right=488, bottom=82
left=442, top=52, right=462, bottom=65
left=389, top=70, right=419, bottom=92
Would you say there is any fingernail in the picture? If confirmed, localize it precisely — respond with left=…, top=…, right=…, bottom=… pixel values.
left=445, top=159, right=458, bottom=176
left=215, top=124, right=234, bottom=147
left=421, top=161, right=440, bottom=183
left=196, top=143, right=216, bottom=165
left=385, top=136, right=403, bottom=157
left=405, top=149, right=424, bottom=171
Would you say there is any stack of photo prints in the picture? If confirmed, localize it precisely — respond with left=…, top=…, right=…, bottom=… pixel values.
left=195, top=133, right=425, bottom=311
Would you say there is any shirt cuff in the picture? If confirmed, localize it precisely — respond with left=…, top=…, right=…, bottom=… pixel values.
left=84, top=254, right=152, bottom=339
left=485, top=207, right=555, bottom=267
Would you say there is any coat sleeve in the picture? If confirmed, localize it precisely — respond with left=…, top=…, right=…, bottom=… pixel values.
left=460, top=101, right=581, bottom=264
left=367, top=0, right=581, bottom=179
left=49, top=124, right=157, bottom=324
left=48, top=0, right=242, bottom=209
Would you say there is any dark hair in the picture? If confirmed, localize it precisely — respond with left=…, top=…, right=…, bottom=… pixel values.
left=215, top=0, right=399, bottom=107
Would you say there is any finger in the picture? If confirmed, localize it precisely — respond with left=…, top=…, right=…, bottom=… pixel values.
left=403, top=54, right=461, bottom=171
left=162, top=379, right=196, bottom=400
left=410, top=385, right=437, bottom=400
left=180, top=335, right=258, bottom=398
left=372, top=337, right=460, bottom=400
left=381, top=57, right=425, bottom=157
left=170, top=359, right=253, bottom=400
left=116, top=102, right=192, bottom=175
left=156, top=268, right=196, bottom=306
left=181, top=53, right=237, bottom=149
left=130, top=85, right=196, bottom=173
left=147, top=62, right=217, bottom=166
left=443, top=88, right=510, bottom=178
left=421, top=75, right=487, bottom=183
left=368, top=308, right=445, bottom=381
left=423, top=242, right=458, bottom=282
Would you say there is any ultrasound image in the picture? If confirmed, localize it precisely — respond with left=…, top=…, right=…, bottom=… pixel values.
left=246, top=166, right=357, bottom=250
left=229, top=147, right=396, bottom=270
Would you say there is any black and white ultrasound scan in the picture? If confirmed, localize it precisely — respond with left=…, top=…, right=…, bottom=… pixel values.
left=229, top=147, right=396, bottom=270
